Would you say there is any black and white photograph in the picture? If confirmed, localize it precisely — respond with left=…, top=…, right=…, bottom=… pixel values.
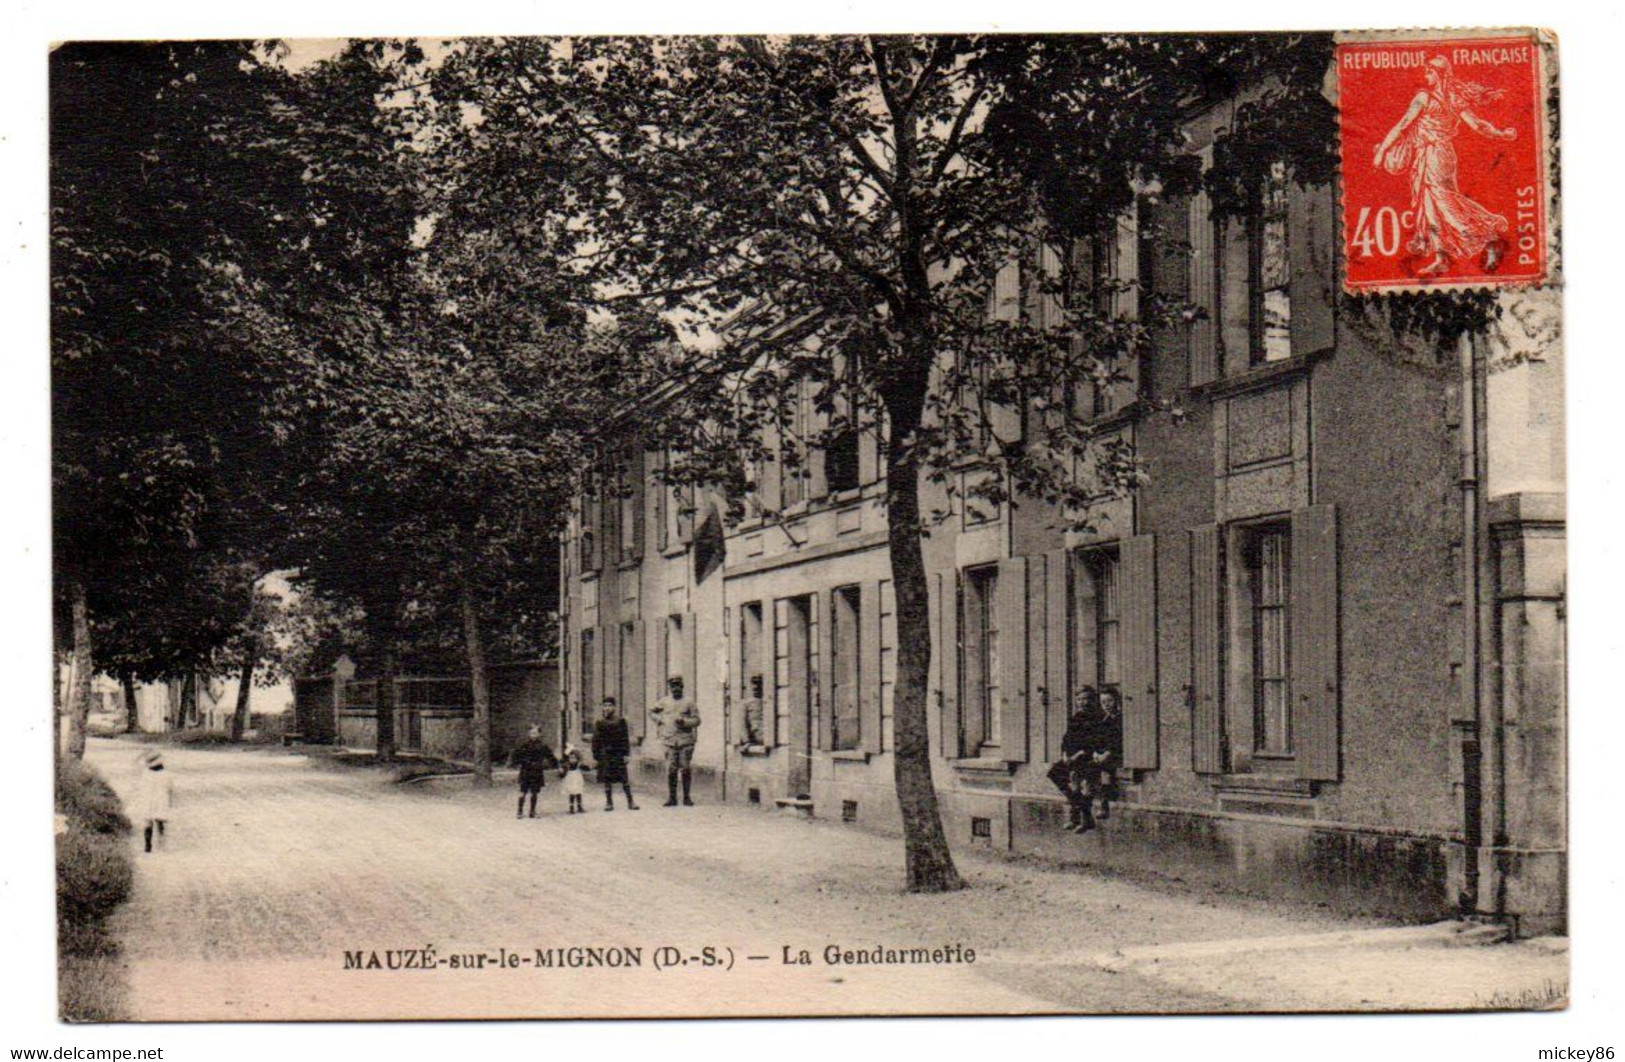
left=29, top=19, right=1584, bottom=1034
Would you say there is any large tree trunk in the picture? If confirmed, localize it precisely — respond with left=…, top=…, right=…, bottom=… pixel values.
left=460, top=579, right=493, bottom=786
left=230, top=649, right=256, bottom=742
left=120, top=669, right=139, bottom=735
left=66, top=577, right=93, bottom=761
left=885, top=432, right=964, bottom=893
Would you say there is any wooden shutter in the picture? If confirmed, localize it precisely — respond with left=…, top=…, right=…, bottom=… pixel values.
left=786, top=599, right=809, bottom=755
left=1120, top=534, right=1159, bottom=770
left=628, top=449, right=646, bottom=561
left=1219, top=217, right=1252, bottom=375
left=935, top=571, right=962, bottom=759
left=1189, top=190, right=1219, bottom=386
left=996, top=556, right=1029, bottom=763
left=683, top=611, right=698, bottom=704
left=625, top=620, right=646, bottom=743
left=816, top=591, right=834, bottom=752
left=1289, top=178, right=1337, bottom=359
left=727, top=606, right=743, bottom=712
left=604, top=613, right=622, bottom=709
left=653, top=451, right=669, bottom=552
left=1191, top=525, right=1224, bottom=774
left=1291, top=505, right=1340, bottom=781
left=1024, top=555, right=1049, bottom=765
left=760, top=422, right=782, bottom=513
left=858, top=581, right=881, bottom=754
left=1045, top=547, right=1069, bottom=764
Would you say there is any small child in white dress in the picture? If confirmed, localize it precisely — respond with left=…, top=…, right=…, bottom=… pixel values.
left=136, top=750, right=174, bottom=853
left=559, top=745, right=587, bottom=814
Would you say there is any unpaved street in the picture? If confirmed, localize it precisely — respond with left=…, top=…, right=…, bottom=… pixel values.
left=88, top=738, right=1559, bottom=1019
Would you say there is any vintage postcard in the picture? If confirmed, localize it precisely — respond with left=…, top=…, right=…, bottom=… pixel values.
left=50, top=29, right=1566, bottom=1022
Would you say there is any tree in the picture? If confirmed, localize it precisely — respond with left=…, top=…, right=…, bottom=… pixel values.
left=431, top=35, right=1234, bottom=891
left=51, top=40, right=309, bottom=757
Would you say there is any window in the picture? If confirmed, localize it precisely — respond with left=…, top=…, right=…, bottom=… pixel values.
left=1069, top=547, right=1121, bottom=706
left=1069, top=223, right=1123, bottom=420
left=579, top=496, right=600, bottom=572
left=961, top=566, right=1001, bottom=751
left=740, top=602, right=766, bottom=745
left=830, top=585, right=861, bottom=751
left=1252, top=160, right=1292, bottom=364
left=664, top=614, right=684, bottom=687
left=989, top=257, right=1021, bottom=322
left=1243, top=524, right=1291, bottom=755
left=616, top=452, right=642, bottom=563
left=826, top=426, right=860, bottom=495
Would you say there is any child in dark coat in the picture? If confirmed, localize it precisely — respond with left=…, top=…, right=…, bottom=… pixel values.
left=509, top=726, right=558, bottom=819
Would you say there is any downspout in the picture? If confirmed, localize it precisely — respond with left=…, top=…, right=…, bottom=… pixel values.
left=1456, top=330, right=1487, bottom=913
left=559, top=534, right=570, bottom=750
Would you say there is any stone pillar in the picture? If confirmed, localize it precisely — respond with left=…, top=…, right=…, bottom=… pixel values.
left=1481, top=493, right=1566, bottom=935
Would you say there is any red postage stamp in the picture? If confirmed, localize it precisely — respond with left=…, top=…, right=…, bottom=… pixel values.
left=1337, top=33, right=1547, bottom=292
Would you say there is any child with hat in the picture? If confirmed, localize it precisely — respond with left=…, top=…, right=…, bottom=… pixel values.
left=136, top=750, right=174, bottom=853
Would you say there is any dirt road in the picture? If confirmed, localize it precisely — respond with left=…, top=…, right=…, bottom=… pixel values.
left=88, top=738, right=1557, bottom=1019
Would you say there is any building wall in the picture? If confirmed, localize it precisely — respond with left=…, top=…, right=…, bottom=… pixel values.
left=558, top=131, right=1563, bottom=931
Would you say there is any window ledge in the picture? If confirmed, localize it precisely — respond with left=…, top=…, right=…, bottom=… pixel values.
left=1195, top=350, right=1327, bottom=402
left=951, top=757, right=1018, bottom=775
left=1214, top=773, right=1315, bottom=797
left=736, top=743, right=772, bottom=757
left=830, top=749, right=870, bottom=763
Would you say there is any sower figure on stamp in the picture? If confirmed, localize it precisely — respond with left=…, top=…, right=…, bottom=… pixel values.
left=136, top=749, right=174, bottom=852
left=591, top=696, right=638, bottom=811
left=509, top=725, right=557, bottom=819
left=649, top=675, right=700, bottom=807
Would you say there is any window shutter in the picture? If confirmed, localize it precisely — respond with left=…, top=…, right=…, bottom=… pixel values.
left=816, top=591, right=834, bottom=753
left=626, top=620, right=646, bottom=743
left=1120, top=534, right=1159, bottom=770
left=785, top=599, right=808, bottom=755
left=1219, top=217, right=1252, bottom=376
left=935, top=571, right=961, bottom=759
left=1289, top=178, right=1337, bottom=359
left=567, top=618, right=583, bottom=729
left=1036, top=243, right=1064, bottom=331
left=653, top=452, right=669, bottom=551
left=1045, top=547, right=1069, bottom=765
left=1024, top=554, right=1049, bottom=765
left=629, top=450, right=646, bottom=561
left=1291, top=504, right=1340, bottom=781
left=604, top=615, right=622, bottom=710
left=728, top=606, right=744, bottom=711
left=683, top=611, right=698, bottom=705
left=1189, top=191, right=1219, bottom=386
left=1190, top=525, right=1224, bottom=774
left=996, top=556, right=1029, bottom=763
left=860, top=581, right=882, bottom=754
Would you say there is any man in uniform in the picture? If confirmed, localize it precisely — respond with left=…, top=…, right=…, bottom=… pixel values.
left=649, top=675, right=701, bottom=806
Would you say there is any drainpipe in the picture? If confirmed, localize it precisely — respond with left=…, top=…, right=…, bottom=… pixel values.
left=559, top=534, right=570, bottom=749
left=1457, top=331, right=1484, bottom=913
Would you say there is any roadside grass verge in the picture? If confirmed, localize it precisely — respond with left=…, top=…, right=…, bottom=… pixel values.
left=56, top=759, right=134, bottom=1022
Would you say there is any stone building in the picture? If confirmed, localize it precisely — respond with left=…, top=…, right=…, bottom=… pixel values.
left=558, top=97, right=1564, bottom=934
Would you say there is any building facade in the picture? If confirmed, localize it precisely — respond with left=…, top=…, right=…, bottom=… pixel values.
left=559, top=100, right=1565, bottom=934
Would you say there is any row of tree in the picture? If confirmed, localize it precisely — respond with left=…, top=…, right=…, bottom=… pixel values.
left=60, top=33, right=1471, bottom=892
